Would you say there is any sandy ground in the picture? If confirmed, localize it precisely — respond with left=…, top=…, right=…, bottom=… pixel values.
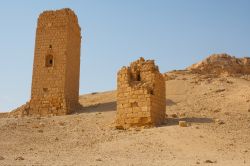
left=0, top=71, right=250, bottom=166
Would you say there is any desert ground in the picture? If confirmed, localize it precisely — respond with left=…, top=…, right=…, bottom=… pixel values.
left=1, top=55, right=250, bottom=165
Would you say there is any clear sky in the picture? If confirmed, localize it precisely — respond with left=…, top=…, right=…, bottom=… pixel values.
left=0, top=0, right=250, bottom=112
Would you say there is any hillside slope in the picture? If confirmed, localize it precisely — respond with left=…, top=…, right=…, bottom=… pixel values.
left=0, top=54, right=250, bottom=165
left=0, top=71, right=250, bottom=165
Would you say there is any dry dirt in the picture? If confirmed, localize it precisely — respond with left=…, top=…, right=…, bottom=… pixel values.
left=0, top=71, right=250, bottom=166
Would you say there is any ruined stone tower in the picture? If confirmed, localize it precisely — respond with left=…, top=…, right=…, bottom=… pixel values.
left=29, top=8, right=81, bottom=116
left=116, top=58, right=166, bottom=129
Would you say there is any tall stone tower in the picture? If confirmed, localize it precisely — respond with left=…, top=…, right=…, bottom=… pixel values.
left=116, top=58, right=166, bottom=129
left=29, top=8, right=81, bottom=116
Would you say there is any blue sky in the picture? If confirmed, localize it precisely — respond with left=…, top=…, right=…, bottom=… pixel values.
left=0, top=0, right=250, bottom=112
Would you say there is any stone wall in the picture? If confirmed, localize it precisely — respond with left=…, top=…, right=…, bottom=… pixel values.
left=116, top=57, right=166, bottom=129
left=29, top=8, right=81, bottom=116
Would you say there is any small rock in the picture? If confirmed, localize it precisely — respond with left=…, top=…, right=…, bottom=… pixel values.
left=204, top=160, right=215, bottom=163
left=115, top=125, right=124, bottom=130
left=215, top=119, right=225, bottom=125
left=31, top=124, right=39, bottom=128
left=171, top=114, right=178, bottom=118
left=96, top=158, right=102, bottom=161
left=213, top=109, right=220, bottom=113
left=39, top=122, right=45, bottom=127
left=179, top=112, right=186, bottom=117
left=58, top=122, right=66, bottom=126
left=15, top=156, right=24, bottom=160
left=218, top=121, right=225, bottom=125
left=179, top=121, right=188, bottom=127
left=248, top=109, right=250, bottom=113
left=0, top=156, right=5, bottom=160
left=215, top=89, right=225, bottom=93
left=196, top=161, right=200, bottom=164
left=135, top=127, right=141, bottom=131
left=38, top=129, right=43, bottom=133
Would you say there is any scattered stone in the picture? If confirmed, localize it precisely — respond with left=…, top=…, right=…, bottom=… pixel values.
left=15, top=156, right=24, bottom=160
left=196, top=161, right=200, bottom=164
left=215, top=119, right=225, bottom=125
left=96, top=158, right=102, bottom=161
left=135, top=127, right=142, bottom=131
left=179, top=121, right=188, bottom=127
left=0, top=156, right=5, bottom=160
left=204, top=160, right=216, bottom=163
left=248, top=109, right=250, bottom=113
left=226, top=80, right=233, bottom=84
left=179, top=112, right=186, bottom=117
left=115, top=125, right=124, bottom=130
left=213, top=109, right=221, bottom=113
left=39, top=122, right=45, bottom=127
left=31, top=124, right=39, bottom=128
left=218, top=121, right=225, bottom=125
left=55, top=137, right=59, bottom=141
left=215, top=89, right=225, bottom=93
left=38, top=129, right=43, bottom=133
left=171, top=114, right=178, bottom=118
left=58, top=122, right=66, bottom=126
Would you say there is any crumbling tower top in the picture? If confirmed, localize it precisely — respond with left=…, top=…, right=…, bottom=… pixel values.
left=116, top=57, right=166, bottom=129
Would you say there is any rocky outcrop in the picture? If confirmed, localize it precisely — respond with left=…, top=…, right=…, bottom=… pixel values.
left=187, top=53, right=250, bottom=76
left=9, top=102, right=30, bottom=118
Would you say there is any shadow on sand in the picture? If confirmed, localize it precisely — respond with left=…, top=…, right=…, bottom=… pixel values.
left=166, top=99, right=177, bottom=106
left=163, top=117, right=214, bottom=126
left=75, top=101, right=117, bottom=114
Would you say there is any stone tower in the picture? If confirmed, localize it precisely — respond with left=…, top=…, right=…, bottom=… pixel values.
left=116, top=58, right=166, bottom=129
left=29, top=8, right=81, bottom=116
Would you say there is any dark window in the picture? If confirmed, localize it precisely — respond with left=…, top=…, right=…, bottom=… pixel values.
left=136, top=73, right=141, bottom=81
left=45, top=54, right=53, bottom=67
left=43, top=88, right=48, bottom=92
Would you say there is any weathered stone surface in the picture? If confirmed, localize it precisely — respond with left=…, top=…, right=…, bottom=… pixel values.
left=11, top=8, right=82, bottom=116
left=116, top=57, right=166, bottom=129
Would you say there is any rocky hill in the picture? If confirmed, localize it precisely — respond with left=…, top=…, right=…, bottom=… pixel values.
left=187, top=53, right=250, bottom=76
